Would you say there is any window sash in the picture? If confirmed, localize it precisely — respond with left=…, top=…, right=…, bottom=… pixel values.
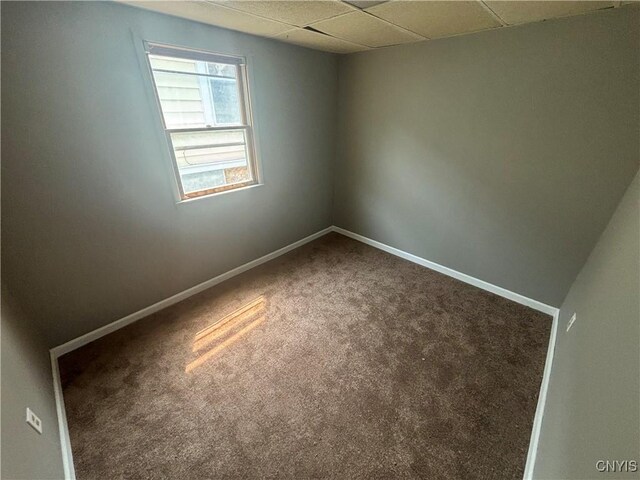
left=165, top=125, right=257, bottom=199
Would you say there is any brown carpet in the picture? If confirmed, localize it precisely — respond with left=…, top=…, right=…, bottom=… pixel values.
left=59, top=232, right=551, bottom=480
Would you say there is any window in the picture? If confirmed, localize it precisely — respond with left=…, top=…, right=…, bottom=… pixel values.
left=145, top=43, right=258, bottom=200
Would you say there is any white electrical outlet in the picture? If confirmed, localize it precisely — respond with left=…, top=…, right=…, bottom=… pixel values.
left=566, top=313, right=577, bottom=332
left=26, top=407, right=42, bottom=434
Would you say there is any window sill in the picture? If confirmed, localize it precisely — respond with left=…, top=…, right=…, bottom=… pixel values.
left=176, top=182, right=263, bottom=205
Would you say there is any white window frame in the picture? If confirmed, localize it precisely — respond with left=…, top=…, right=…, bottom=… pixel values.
left=144, top=42, right=259, bottom=200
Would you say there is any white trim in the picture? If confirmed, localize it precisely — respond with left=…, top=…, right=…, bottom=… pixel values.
left=330, top=226, right=559, bottom=480
left=50, top=226, right=332, bottom=358
left=523, top=308, right=559, bottom=480
left=50, top=351, right=76, bottom=480
left=331, top=226, right=557, bottom=316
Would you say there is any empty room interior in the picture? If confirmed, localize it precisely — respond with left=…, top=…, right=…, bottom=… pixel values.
left=1, top=1, right=639, bottom=479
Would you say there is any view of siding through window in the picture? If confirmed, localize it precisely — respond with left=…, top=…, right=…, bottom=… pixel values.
left=149, top=54, right=253, bottom=196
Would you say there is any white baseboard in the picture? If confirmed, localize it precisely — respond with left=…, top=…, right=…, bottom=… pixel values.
left=331, top=226, right=557, bottom=316
left=522, top=309, right=559, bottom=480
left=50, top=227, right=332, bottom=358
left=50, top=223, right=558, bottom=480
left=50, top=351, right=76, bottom=480
left=330, top=225, right=559, bottom=480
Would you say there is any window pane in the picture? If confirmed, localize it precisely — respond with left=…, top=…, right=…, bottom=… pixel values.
left=150, top=55, right=242, bottom=129
left=210, top=77, right=241, bottom=125
left=169, top=130, right=252, bottom=194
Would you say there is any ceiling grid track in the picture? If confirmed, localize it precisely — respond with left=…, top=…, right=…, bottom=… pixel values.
left=478, top=1, right=508, bottom=26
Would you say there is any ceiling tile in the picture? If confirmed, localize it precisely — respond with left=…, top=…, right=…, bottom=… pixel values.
left=310, top=10, right=425, bottom=47
left=214, top=1, right=355, bottom=27
left=484, top=1, right=614, bottom=25
left=276, top=28, right=370, bottom=53
left=121, top=1, right=292, bottom=36
left=366, top=1, right=501, bottom=39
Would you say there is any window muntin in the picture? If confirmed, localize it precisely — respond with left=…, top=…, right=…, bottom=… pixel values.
left=146, top=44, right=257, bottom=199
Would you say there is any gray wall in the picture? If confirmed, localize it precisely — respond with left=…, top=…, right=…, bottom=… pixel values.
left=534, top=172, right=639, bottom=479
left=1, top=289, right=65, bottom=480
left=335, top=6, right=639, bottom=307
left=1, top=1, right=337, bottom=347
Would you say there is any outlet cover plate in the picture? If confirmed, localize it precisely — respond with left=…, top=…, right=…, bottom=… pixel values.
left=26, top=407, right=42, bottom=434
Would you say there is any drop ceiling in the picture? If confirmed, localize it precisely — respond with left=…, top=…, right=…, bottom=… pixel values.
left=120, top=1, right=634, bottom=54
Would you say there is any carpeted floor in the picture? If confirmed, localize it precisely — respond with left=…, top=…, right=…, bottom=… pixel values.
left=59, top=232, right=551, bottom=479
